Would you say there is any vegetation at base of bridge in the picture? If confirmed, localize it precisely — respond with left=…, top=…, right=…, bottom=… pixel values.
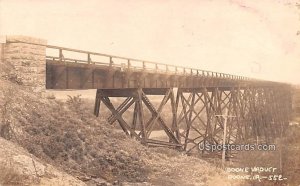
left=229, top=87, right=300, bottom=186
left=234, top=125, right=300, bottom=186
left=0, top=82, right=240, bottom=185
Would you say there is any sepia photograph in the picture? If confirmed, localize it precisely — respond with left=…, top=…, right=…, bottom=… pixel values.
left=0, top=0, right=300, bottom=185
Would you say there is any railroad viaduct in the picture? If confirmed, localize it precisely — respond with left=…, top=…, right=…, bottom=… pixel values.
left=0, top=36, right=292, bottom=154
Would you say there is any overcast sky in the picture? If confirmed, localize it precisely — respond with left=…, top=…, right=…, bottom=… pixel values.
left=1, top=0, right=299, bottom=84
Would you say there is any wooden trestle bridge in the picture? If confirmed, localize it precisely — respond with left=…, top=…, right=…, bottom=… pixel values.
left=18, top=41, right=294, bottom=154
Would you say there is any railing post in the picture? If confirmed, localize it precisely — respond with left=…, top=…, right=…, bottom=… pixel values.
left=127, top=59, right=131, bottom=69
left=109, top=57, right=113, bottom=67
left=88, top=53, right=91, bottom=64
left=59, top=48, right=63, bottom=62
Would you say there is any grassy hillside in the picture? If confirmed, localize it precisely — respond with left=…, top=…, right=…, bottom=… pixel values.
left=0, top=80, right=239, bottom=185
left=0, top=80, right=149, bottom=183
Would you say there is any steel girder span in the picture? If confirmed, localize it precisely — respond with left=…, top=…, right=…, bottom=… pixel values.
left=93, top=86, right=291, bottom=154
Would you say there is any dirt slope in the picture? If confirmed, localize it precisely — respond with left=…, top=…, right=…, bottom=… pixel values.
left=0, top=137, right=85, bottom=186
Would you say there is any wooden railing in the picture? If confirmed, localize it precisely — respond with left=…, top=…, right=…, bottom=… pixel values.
left=8, top=40, right=255, bottom=81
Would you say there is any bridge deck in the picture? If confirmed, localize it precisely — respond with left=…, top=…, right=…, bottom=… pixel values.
left=41, top=43, right=284, bottom=90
